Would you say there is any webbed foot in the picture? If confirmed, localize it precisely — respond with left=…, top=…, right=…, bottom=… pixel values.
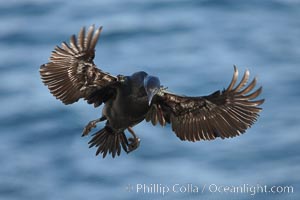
left=128, top=137, right=140, bottom=153
left=82, top=116, right=106, bottom=137
left=126, top=126, right=140, bottom=153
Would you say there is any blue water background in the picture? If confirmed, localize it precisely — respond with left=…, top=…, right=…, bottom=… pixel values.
left=0, top=0, right=299, bottom=199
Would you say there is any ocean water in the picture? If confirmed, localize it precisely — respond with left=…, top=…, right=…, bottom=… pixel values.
left=0, top=0, right=299, bottom=199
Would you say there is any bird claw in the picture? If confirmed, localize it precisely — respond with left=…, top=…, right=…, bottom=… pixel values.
left=82, top=121, right=97, bottom=137
left=127, top=137, right=140, bottom=153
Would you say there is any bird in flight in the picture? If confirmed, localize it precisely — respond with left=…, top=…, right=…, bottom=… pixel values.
left=40, top=25, right=264, bottom=158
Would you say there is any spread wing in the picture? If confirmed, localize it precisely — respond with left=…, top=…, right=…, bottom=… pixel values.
left=40, top=25, right=118, bottom=107
left=146, top=66, right=264, bottom=141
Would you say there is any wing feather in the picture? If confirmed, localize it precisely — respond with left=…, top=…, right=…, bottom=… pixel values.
left=77, top=27, right=85, bottom=51
left=40, top=25, right=118, bottom=106
left=146, top=66, right=264, bottom=141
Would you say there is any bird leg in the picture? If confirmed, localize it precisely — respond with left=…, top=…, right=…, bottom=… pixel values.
left=82, top=116, right=106, bottom=137
left=127, top=127, right=140, bottom=153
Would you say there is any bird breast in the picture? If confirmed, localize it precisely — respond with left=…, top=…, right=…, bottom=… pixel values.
left=103, top=87, right=150, bottom=129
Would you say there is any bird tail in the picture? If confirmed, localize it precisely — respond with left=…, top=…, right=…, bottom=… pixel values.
left=88, top=126, right=129, bottom=158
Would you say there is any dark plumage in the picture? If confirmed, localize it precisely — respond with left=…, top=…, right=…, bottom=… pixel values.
left=40, top=25, right=265, bottom=158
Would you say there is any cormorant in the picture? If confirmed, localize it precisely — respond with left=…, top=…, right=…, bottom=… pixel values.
left=40, top=25, right=264, bottom=158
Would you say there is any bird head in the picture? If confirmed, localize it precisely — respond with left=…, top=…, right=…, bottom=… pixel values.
left=144, top=75, right=161, bottom=105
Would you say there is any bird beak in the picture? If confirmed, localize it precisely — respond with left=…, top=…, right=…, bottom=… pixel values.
left=147, top=91, right=155, bottom=106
